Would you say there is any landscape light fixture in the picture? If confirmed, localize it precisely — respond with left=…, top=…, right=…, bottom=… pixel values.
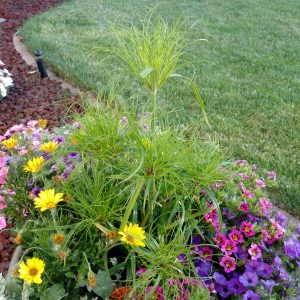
left=34, top=49, right=48, bottom=79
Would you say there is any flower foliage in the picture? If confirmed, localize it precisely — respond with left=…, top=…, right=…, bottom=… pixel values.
left=0, top=118, right=299, bottom=299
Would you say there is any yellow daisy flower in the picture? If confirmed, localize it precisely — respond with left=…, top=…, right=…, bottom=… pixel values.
left=23, top=157, right=44, bottom=173
left=53, top=232, right=65, bottom=245
left=34, top=189, right=64, bottom=212
left=2, top=138, right=18, bottom=149
left=38, top=119, right=48, bottom=128
left=15, top=233, right=22, bottom=245
left=118, top=223, right=146, bottom=247
left=40, top=141, right=59, bottom=153
left=19, top=257, right=45, bottom=285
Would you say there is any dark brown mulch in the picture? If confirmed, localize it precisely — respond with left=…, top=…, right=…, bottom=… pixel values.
left=0, top=0, right=80, bottom=135
left=0, top=0, right=81, bottom=274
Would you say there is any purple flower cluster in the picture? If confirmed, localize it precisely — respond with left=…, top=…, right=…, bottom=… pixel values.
left=193, top=160, right=300, bottom=299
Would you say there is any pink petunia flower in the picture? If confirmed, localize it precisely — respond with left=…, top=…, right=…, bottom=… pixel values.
left=243, top=189, right=254, bottom=199
left=266, top=171, right=276, bottom=181
left=0, top=217, right=6, bottom=230
left=214, top=232, right=226, bottom=247
left=248, top=244, right=262, bottom=260
left=238, top=202, right=249, bottom=213
left=221, top=239, right=238, bottom=255
left=0, top=195, right=7, bottom=210
left=255, top=179, right=266, bottom=188
left=136, top=268, right=147, bottom=276
left=241, top=221, right=256, bottom=237
left=259, top=197, right=272, bottom=214
left=197, top=246, right=214, bottom=260
left=220, top=255, right=236, bottom=273
left=228, top=230, right=244, bottom=245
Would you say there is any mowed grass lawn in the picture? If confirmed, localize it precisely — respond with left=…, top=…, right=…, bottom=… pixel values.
left=20, top=0, right=300, bottom=214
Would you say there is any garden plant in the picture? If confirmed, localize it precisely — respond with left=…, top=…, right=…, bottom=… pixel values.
left=0, top=15, right=299, bottom=300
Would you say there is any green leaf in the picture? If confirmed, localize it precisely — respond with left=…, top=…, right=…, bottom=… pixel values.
left=40, top=284, right=67, bottom=300
left=92, top=270, right=113, bottom=298
left=140, top=67, right=154, bottom=78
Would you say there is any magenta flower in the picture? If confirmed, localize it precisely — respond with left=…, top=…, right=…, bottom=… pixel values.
left=238, top=202, right=249, bottom=213
left=221, top=239, right=238, bottom=255
left=0, top=195, right=7, bottom=210
left=236, top=160, right=247, bottom=165
left=136, top=268, right=147, bottom=276
left=0, top=216, right=6, bottom=230
left=220, top=255, right=236, bottom=273
left=228, top=230, right=244, bottom=244
left=204, top=214, right=213, bottom=224
left=259, top=197, right=272, bottom=214
left=197, top=246, right=213, bottom=260
left=248, top=244, right=262, bottom=260
left=239, top=271, right=259, bottom=287
left=241, top=221, right=256, bottom=237
left=146, top=286, right=164, bottom=300
left=266, top=171, right=276, bottom=181
left=243, top=189, right=254, bottom=199
left=214, top=232, right=226, bottom=247
left=255, top=179, right=266, bottom=188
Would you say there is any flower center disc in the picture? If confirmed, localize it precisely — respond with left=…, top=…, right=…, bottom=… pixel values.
left=126, top=235, right=135, bottom=243
left=29, top=268, right=38, bottom=276
left=47, top=202, right=55, bottom=209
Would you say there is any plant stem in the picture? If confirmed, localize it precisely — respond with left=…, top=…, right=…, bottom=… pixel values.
left=151, top=87, right=157, bottom=130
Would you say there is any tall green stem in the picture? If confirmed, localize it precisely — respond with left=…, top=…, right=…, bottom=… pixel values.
left=151, top=87, right=157, bottom=130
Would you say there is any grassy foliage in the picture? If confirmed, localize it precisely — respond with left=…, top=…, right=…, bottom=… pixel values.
left=19, top=0, right=300, bottom=213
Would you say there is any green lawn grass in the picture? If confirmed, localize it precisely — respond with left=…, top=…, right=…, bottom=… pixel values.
left=20, top=0, right=300, bottom=214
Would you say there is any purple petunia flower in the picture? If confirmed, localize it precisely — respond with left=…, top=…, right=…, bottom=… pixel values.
left=177, top=254, right=187, bottom=261
left=234, top=246, right=249, bottom=260
left=245, top=260, right=261, bottom=273
left=275, top=211, right=287, bottom=225
left=68, top=152, right=80, bottom=160
left=261, top=279, right=277, bottom=294
left=296, top=224, right=300, bottom=236
left=191, top=235, right=203, bottom=246
left=284, top=236, right=300, bottom=259
left=27, top=179, right=34, bottom=187
left=31, top=187, right=42, bottom=197
left=213, top=272, right=227, bottom=286
left=53, top=135, right=65, bottom=144
left=215, top=283, right=232, bottom=298
left=228, top=278, right=245, bottom=294
left=195, top=260, right=211, bottom=277
left=273, top=254, right=282, bottom=269
left=50, top=164, right=57, bottom=173
left=239, top=271, right=259, bottom=287
left=62, top=164, right=75, bottom=180
left=243, top=290, right=260, bottom=300
left=277, top=267, right=290, bottom=281
left=258, top=263, right=273, bottom=278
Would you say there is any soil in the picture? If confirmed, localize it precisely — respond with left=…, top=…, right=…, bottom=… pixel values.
left=0, top=0, right=81, bottom=274
left=0, top=0, right=81, bottom=135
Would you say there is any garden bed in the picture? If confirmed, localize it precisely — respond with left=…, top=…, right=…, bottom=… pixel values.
left=0, top=0, right=81, bottom=274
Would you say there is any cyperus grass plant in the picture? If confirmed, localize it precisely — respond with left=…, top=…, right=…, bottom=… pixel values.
left=99, top=14, right=210, bottom=129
